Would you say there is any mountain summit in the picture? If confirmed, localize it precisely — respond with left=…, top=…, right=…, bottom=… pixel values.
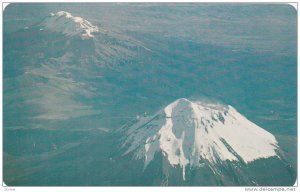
left=120, top=98, right=279, bottom=180
left=38, top=11, right=99, bottom=39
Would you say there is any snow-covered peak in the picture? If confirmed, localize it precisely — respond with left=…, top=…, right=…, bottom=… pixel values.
left=121, top=98, right=279, bottom=180
left=50, top=11, right=72, bottom=18
left=39, top=11, right=99, bottom=39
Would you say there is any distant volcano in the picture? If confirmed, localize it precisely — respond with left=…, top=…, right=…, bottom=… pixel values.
left=120, top=98, right=279, bottom=180
left=37, top=11, right=99, bottom=39
left=4, top=10, right=153, bottom=122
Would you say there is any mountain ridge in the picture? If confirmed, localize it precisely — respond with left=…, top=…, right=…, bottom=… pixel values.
left=35, top=11, right=100, bottom=39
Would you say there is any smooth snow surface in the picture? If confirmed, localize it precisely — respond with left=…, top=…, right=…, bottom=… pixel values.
left=39, top=11, right=99, bottom=39
left=121, top=98, right=279, bottom=180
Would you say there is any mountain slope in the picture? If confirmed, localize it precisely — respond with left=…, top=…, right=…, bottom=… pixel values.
left=4, top=10, right=151, bottom=126
left=120, top=98, right=279, bottom=180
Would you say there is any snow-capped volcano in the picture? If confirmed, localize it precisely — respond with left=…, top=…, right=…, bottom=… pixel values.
left=120, top=98, right=279, bottom=180
left=38, top=11, right=99, bottom=39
